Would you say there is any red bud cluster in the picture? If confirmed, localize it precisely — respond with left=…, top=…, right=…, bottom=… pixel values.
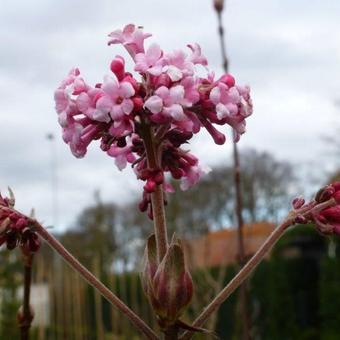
left=0, top=190, right=40, bottom=252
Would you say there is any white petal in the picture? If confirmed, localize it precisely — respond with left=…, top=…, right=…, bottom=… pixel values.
left=121, top=99, right=134, bottom=114
left=166, top=65, right=182, bottom=81
left=216, top=103, right=229, bottom=120
left=120, top=82, right=135, bottom=98
left=209, top=86, right=221, bottom=105
left=169, top=85, right=185, bottom=103
left=166, top=104, right=186, bottom=121
left=144, top=96, right=163, bottom=113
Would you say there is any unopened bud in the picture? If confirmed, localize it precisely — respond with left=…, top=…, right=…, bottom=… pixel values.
left=294, top=215, right=307, bottom=224
left=315, top=185, right=335, bottom=203
left=333, top=182, right=340, bottom=203
left=153, top=171, right=164, bottom=185
left=151, top=239, right=193, bottom=325
left=213, top=0, right=224, bottom=13
left=292, top=197, right=305, bottom=210
left=110, top=55, right=125, bottom=81
left=132, top=96, right=144, bottom=112
left=219, top=73, right=235, bottom=88
left=27, top=233, right=41, bottom=253
left=144, top=179, right=156, bottom=193
left=17, top=305, right=34, bottom=326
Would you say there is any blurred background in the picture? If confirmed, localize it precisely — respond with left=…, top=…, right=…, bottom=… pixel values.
left=0, top=0, right=340, bottom=339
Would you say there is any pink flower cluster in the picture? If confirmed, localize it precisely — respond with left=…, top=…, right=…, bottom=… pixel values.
left=54, top=24, right=252, bottom=215
left=0, top=191, right=40, bottom=252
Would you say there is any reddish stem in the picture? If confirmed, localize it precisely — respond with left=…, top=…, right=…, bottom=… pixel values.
left=33, top=222, right=159, bottom=340
left=179, top=198, right=337, bottom=340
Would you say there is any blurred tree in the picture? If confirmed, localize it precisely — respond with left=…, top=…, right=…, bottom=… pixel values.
left=165, top=148, right=296, bottom=240
left=60, top=191, right=118, bottom=272
left=240, top=149, right=296, bottom=223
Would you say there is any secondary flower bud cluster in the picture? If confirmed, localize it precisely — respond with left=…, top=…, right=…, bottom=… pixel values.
left=291, top=182, right=340, bottom=235
left=54, top=24, right=252, bottom=212
left=0, top=190, right=40, bottom=252
left=312, top=182, right=340, bottom=235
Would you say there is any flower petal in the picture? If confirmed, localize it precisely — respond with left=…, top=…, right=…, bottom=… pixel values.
left=145, top=96, right=163, bottom=114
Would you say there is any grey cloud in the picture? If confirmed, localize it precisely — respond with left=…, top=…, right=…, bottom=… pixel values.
left=1, top=0, right=339, bottom=229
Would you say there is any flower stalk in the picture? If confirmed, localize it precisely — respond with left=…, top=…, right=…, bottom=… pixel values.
left=142, top=121, right=169, bottom=262
left=32, top=221, right=159, bottom=340
left=180, top=198, right=337, bottom=340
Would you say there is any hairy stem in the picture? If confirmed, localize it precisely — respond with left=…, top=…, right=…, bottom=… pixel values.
left=179, top=198, right=337, bottom=340
left=142, top=122, right=168, bottom=262
left=33, top=223, right=159, bottom=340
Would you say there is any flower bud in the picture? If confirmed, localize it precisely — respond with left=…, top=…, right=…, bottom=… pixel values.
left=17, top=305, right=34, bottom=326
left=110, top=55, right=125, bottom=81
left=292, top=197, right=305, bottom=210
left=219, top=73, right=235, bottom=88
left=151, top=239, right=193, bottom=325
left=132, top=96, right=144, bottom=112
left=315, top=185, right=335, bottom=203
left=213, top=0, right=224, bottom=13
left=311, top=182, right=340, bottom=236
left=144, top=179, right=156, bottom=193
left=332, top=182, right=340, bottom=204
left=294, top=215, right=307, bottom=224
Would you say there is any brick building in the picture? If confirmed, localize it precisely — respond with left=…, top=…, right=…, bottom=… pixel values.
left=184, top=222, right=275, bottom=269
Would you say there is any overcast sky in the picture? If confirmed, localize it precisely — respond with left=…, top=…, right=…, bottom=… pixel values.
left=1, top=0, right=339, bottom=230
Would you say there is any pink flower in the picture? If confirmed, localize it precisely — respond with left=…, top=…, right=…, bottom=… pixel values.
left=187, top=43, right=208, bottom=66
left=55, top=24, right=253, bottom=217
left=107, top=137, right=136, bottom=170
left=163, top=49, right=194, bottom=81
left=108, top=24, right=152, bottom=59
left=96, top=75, right=135, bottom=120
left=134, top=43, right=164, bottom=76
left=180, top=164, right=211, bottom=190
left=54, top=68, right=88, bottom=126
left=145, top=85, right=194, bottom=121
left=209, top=80, right=253, bottom=141
left=77, top=88, right=110, bottom=123
left=62, top=119, right=101, bottom=158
